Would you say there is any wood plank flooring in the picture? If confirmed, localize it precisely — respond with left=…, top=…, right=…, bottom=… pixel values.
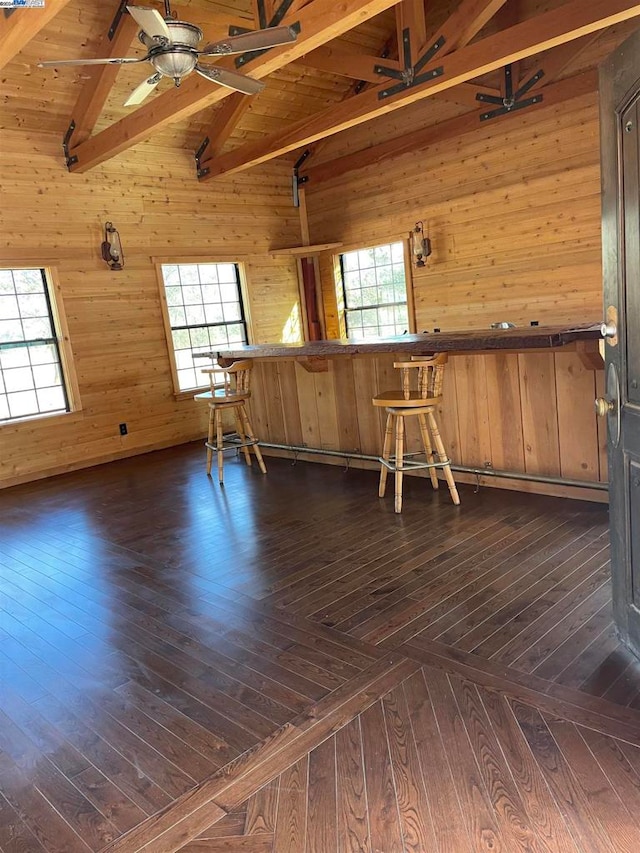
left=0, top=442, right=638, bottom=852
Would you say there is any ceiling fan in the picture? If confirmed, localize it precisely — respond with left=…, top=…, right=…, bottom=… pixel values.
left=38, top=2, right=298, bottom=106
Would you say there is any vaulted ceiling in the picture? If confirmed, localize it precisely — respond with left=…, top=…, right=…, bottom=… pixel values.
left=1, top=0, right=638, bottom=183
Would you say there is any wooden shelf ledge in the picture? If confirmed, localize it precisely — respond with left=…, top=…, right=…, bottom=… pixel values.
left=269, top=242, right=343, bottom=256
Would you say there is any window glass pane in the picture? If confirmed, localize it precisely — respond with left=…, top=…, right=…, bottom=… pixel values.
left=0, top=268, right=71, bottom=422
left=36, top=386, right=65, bottom=413
left=4, top=367, right=34, bottom=393
left=22, top=317, right=52, bottom=339
left=165, top=286, right=183, bottom=306
left=0, top=271, right=14, bottom=294
left=8, top=389, right=38, bottom=418
left=1, top=346, right=30, bottom=369
left=13, top=269, right=44, bottom=293
left=18, top=293, right=48, bottom=318
left=340, top=242, right=408, bottom=339
left=161, top=264, right=180, bottom=286
left=160, top=262, right=247, bottom=391
left=0, top=295, right=19, bottom=318
left=198, top=264, right=218, bottom=284
left=29, top=343, right=57, bottom=365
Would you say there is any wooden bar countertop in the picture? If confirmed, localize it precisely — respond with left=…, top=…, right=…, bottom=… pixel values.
left=208, top=323, right=601, bottom=363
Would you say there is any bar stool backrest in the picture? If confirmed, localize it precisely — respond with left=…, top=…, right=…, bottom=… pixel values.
left=392, top=353, right=448, bottom=401
left=200, top=359, right=253, bottom=398
left=221, top=359, right=253, bottom=395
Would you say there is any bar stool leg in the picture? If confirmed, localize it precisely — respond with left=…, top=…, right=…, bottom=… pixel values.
left=240, top=406, right=267, bottom=475
left=379, top=412, right=394, bottom=497
left=215, top=407, right=225, bottom=485
left=418, top=412, right=439, bottom=491
left=394, top=414, right=405, bottom=513
left=427, top=409, right=460, bottom=505
left=234, top=406, right=252, bottom=466
left=206, top=405, right=215, bottom=476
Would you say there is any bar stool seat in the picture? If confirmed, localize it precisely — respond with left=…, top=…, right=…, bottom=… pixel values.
left=372, top=353, right=460, bottom=513
left=194, top=359, right=266, bottom=485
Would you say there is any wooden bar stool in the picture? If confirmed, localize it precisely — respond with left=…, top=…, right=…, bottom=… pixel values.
left=372, top=353, right=460, bottom=513
left=194, top=359, right=266, bottom=484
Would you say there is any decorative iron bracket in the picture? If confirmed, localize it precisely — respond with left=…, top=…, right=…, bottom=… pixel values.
left=292, top=149, right=310, bottom=207
left=62, top=120, right=78, bottom=169
left=476, top=65, right=544, bottom=121
left=108, top=0, right=129, bottom=40
left=375, top=30, right=445, bottom=100
left=234, top=0, right=301, bottom=68
left=194, top=136, right=210, bottom=179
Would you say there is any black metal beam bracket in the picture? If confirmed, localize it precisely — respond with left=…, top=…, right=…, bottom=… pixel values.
left=62, top=120, right=78, bottom=169
left=234, top=0, right=301, bottom=68
left=292, top=149, right=311, bottom=206
left=108, top=0, right=129, bottom=41
left=194, top=136, right=211, bottom=179
left=476, top=64, right=545, bottom=121
left=375, top=30, right=445, bottom=100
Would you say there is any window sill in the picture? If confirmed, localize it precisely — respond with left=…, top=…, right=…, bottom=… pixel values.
left=0, top=407, right=83, bottom=428
left=174, top=385, right=224, bottom=402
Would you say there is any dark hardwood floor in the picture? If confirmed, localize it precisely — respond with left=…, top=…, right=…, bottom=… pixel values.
left=0, top=442, right=638, bottom=852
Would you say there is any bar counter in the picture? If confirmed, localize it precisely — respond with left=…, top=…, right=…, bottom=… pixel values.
left=210, top=323, right=601, bottom=364
left=197, top=322, right=607, bottom=503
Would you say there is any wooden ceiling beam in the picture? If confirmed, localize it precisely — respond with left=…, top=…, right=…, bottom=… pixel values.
left=295, top=45, right=402, bottom=82
left=68, top=3, right=140, bottom=146
left=438, top=0, right=509, bottom=55
left=395, top=0, right=427, bottom=63
left=301, top=69, right=596, bottom=185
left=0, top=0, right=73, bottom=72
left=68, top=0, right=402, bottom=172
left=198, top=92, right=254, bottom=163
left=200, top=0, right=640, bottom=180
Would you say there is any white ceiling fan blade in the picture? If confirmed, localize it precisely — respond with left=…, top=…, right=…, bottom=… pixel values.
left=195, top=64, right=264, bottom=95
left=124, top=73, right=162, bottom=106
left=38, top=56, right=145, bottom=67
left=126, top=5, right=172, bottom=42
left=200, top=25, right=297, bottom=56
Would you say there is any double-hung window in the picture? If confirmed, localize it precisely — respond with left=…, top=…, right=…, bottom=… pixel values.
left=0, top=267, right=72, bottom=422
left=159, top=262, right=248, bottom=392
left=339, top=241, right=410, bottom=338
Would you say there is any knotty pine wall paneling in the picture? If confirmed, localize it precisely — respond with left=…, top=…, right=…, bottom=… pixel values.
left=0, top=131, right=301, bottom=488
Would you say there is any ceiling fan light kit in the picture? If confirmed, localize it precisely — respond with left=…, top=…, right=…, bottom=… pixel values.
left=38, top=2, right=298, bottom=105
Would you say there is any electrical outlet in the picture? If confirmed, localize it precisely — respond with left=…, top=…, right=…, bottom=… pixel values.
left=119, top=423, right=128, bottom=436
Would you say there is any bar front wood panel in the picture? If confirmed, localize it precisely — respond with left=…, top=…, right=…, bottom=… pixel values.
left=249, top=352, right=606, bottom=488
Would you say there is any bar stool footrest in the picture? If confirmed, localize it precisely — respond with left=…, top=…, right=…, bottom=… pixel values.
left=378, top=453, right=452, bottom=472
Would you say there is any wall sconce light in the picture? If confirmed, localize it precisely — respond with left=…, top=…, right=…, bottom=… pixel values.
left=101, top=221, right=124, bottom=270
left=411, top=221, right=432, bottom=268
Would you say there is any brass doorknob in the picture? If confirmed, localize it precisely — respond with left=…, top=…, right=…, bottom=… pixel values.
left=595, top=397, right=615, bottom=417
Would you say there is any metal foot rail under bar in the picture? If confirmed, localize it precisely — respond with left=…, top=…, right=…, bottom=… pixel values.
left=239, top=439, right=608, bottom=492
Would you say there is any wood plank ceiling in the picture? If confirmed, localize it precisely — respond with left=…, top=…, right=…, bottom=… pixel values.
left=0, top=0, right=638, bottom=181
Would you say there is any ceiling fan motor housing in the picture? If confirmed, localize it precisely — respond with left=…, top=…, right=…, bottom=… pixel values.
left=140, top=20, right=203, bottom=80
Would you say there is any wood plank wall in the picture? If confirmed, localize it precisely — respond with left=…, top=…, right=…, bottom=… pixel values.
left=242, top=88, right=607, bottom=499
left=0, top=130, right=302, bottom=488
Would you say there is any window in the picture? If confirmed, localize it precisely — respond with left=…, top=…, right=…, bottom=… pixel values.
left=339, top=241, right=409, bottom=339
left=159, top=262, right=248, bottom=392
left=0, top=267, right=71, bottom=422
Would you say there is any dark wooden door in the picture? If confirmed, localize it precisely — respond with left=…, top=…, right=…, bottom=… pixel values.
left=601, top=29, right=640, bottom=656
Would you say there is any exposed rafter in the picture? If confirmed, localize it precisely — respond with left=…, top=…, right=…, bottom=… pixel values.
left=300, top=70, right=596, bottom=185
left=199, top=0, right=640, bottom=180
left=438, top=0, right=509, bottom=55
left=67, top=0, right=404, bottom=173
left=67, top=2, right=139, bottom=147
left=0, top=0, right=73, bottom=72
left=196, top=92, right=254, bottom=175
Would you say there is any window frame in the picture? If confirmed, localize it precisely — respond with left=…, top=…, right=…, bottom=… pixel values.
left=334, top=238, right=416, bottom=339
left=154, top=256, right=254, bottom=398
left=0, top=262, right=80, bottom=425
